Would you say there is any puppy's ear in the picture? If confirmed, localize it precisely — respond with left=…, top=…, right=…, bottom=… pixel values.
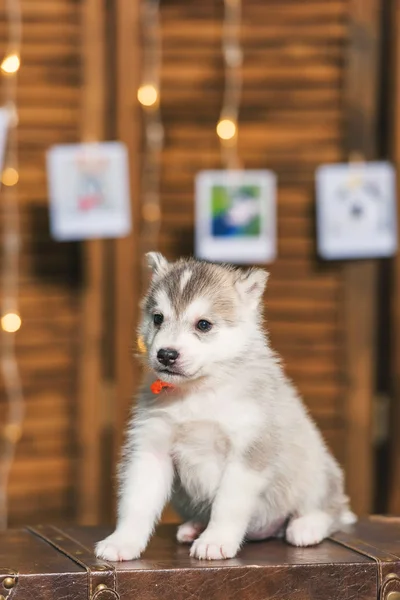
left=145, top=252, right=169, bottom=278
left=235, top=268, right=268, bottom=308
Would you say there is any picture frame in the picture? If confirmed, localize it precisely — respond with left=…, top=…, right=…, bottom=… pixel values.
left=195, top=169, right=277, bottom=265
left=316, top=161, right=397, bottom=260
left=47, top=141, right=132, bottom=241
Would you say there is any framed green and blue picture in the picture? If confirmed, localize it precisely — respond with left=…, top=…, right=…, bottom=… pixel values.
left=195, top=170, right=277, bottom=264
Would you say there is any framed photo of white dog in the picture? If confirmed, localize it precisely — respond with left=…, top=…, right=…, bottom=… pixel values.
left=316, top=161, right=397, bottom=260
left=95, top=252, right=356, bottom=562
left=195, top=169, right=277, bottom=264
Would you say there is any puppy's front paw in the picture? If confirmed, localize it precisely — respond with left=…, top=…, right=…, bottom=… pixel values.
left=190, top=531, right=240, bottom=560
left=95, top=531, right=144, bottom=562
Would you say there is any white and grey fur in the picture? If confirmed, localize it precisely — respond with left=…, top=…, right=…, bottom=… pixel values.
left=95, top=252, right=356, bottom=561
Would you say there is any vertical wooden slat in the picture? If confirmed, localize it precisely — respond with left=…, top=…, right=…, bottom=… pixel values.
left=342, top=0, right=382, bottom=515
left=389, top=0, right=400, bottom=514
left=77, top=0, right=106, bottom=524
left=114, top=0, right=141, bottom=470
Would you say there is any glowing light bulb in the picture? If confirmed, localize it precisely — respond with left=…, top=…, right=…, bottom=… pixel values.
left=1, top=167, right=19, bottom=186
left=4, top=423, right=22, bottom=443
left=1, top=53, right=20, bottom=74
left=216, top=118, right=237, bottom=140
left=142, top=203, right=161, bottom=222
left=137, top=336, right=146, bottom=354
left=137, top=84, right=158, bottom=107
left=1, top=312, right=21, bottom=333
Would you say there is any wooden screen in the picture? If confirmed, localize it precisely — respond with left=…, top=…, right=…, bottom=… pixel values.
left=0, top=0, right=82, bottom=525
left=0, top=0, right=384, bottom=525
left=389, top=0, right=400, bottom=514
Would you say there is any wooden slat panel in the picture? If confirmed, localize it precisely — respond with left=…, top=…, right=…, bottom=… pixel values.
left=389, top=0, right=400, bottom=514
left=1, top=0, right=82, bottom=527
left=114, top=0, right=141, bottom=468
left=340, top=0, right=382, bottom=516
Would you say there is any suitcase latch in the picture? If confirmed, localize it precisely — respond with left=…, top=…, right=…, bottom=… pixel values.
left=381, top=573, right=400, bottom=600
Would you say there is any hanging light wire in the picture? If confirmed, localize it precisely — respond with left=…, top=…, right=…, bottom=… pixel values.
left=137, top=0, right=164, bottom=294
left=217, top=0, right=243, bottom=170
left=0, top=0, right=23, bottom=530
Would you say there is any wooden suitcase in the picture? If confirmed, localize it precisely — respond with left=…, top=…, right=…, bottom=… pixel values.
left=1, top=516, right=400, bottom=600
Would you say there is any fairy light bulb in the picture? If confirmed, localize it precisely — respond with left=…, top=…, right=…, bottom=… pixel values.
left=137, top=84, right=158, bottom=107
left=216, top=118, right=237, bottom=140
left=137, top=336, right=146, bottom=354
left=142, top=203, right=161, bottom=222
left=1, top=312, right=21, bottom=333
left=1, top=53, right=20, bottom=74
left=2, top=167, right=19, bottom=186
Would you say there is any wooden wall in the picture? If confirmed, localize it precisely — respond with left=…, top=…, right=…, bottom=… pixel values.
left=0, top=0, right=82, bottom=525
left=0, top=0, right=385, bottom=526
left=389, top=0, right=400, bottom=514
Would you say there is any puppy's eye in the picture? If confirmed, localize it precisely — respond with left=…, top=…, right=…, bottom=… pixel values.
left=196, top=319, right=212, bottom=332
left=153, top=313, right=164, bottom=326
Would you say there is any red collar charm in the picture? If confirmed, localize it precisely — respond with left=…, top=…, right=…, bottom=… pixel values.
left=150, top=379, right=175, bottom=394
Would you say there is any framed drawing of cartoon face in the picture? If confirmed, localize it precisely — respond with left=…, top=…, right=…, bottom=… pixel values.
left=195, top=170, right=277, bottom=264
left=316, top=162, right=397, bottom=260
left=47, top=142, right=131, bottom=241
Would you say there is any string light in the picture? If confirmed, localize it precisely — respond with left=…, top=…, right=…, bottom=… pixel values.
left=0, top=0, right=24, bottom=530
left=137, top=336, right=146, bottom=354
left=218, top=0, right=243, bottom=169
left=216, top=118, right=237, bottom=141
left=1, top=53, right=20, bottom=75
left=137, top=84, right=158, bottom=108
left=1, top=312, right=21, bottom=333
left=138, top=0, right=164, bottom=292
left=1, top=166, right=18, bottom=186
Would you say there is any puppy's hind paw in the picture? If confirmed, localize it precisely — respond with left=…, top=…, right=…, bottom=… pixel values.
left=176, top=521, right=205, bottom=544
left=286, top=512, right=332, bottom=547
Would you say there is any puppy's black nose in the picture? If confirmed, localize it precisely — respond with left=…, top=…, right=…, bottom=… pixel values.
left=157, top=348, right=179, bottom=366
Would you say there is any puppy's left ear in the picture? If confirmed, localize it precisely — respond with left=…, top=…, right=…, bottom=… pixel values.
left=145, top=252, right=170, bottom=278
left=235, top=268, right=268, bottom=308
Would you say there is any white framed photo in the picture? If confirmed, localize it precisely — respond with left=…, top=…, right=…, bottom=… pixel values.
left=316, top=161, right=397, bottom=260
left=195, top=170, right=277, bottom=264
left=47, top=141, right=132, bottom=241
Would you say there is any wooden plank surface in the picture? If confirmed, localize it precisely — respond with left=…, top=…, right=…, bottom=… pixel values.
left=341, top=0, right=382, bottom=515
left=114, top=0, right=141, bottom=479
left=389, top=0, right=400, bottom=514
left=0, top=0, right=82, bottom=526
left=77, top=0, right=107, bottom=525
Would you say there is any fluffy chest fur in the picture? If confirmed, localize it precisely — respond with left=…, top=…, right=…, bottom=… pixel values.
left=160, top=388, right=263, bottom=502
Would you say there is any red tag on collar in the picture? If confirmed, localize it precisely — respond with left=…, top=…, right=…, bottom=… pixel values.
left=150, top=379, right=175, bottom=394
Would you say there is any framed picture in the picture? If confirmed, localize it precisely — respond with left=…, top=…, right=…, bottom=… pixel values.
left=47, top=141, right=132, bottom=241
left=195, top=170, right=277, bottom=264
left=316, top=161, right=397, bottom=260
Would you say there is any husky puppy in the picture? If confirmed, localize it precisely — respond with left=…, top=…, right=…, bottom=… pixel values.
left=96, top=253, right=355, bottom=561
